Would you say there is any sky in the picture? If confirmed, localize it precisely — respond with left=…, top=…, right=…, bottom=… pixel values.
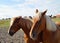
left=0, top=0, right=60, bottom=19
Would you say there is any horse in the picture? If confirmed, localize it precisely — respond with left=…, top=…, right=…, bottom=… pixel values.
left=8, top=15, right=42, bottom=43
left=30, top=9, right=60, bottom=43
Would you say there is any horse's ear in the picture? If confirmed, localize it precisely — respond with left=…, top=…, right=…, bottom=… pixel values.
left=42, top=10, right=47, bottom=16
left=36, top=9, right=39, bottom=13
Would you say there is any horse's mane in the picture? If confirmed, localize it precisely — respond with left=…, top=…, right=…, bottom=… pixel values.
left=45, top=15, right=57, bottom=31
left=23, top=16, right=34, bottom=23
left=23, top=16, right=34, bottom=29
left=33, top=10, right=42, bottom=23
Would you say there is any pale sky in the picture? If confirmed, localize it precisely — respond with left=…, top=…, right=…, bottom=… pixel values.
left=0, top=0, right=60, bottom=19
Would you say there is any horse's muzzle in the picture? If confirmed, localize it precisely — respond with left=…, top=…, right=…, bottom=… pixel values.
left=30, top=31, right=37, bottom=40
left=9, top=31, right=15, bottom=36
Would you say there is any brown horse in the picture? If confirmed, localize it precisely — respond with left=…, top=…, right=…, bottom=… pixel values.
left=30, top=9, right=60, bottom=43
left=8, top=15, right=42, bottom=43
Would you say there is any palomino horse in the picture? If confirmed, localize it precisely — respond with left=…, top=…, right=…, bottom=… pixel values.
left=30, top=9, right=60, bottom=43
left=8, top=15, right=42, bottom=43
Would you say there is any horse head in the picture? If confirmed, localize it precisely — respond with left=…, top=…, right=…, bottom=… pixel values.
left=8, top=16, right=22, bottom=36
left=30, top=9, right=47, bottom=40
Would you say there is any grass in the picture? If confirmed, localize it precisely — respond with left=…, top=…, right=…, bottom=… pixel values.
left=52, top=18, right=60, bottom=22
left=0, top=19, right=10, bottom=27
left=0, top=18, right=60, bottom=28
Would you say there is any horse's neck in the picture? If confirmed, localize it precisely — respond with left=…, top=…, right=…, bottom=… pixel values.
left=20, top=18, right=32, bottom=35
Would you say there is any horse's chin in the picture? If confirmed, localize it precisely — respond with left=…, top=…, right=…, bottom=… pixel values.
left=9, top=34, right=14, bottom=36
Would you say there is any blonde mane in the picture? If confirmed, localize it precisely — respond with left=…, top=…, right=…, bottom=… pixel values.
left=10, top=16, right=21, bottom=26
left=45, top=15, right=57, bottom=31
left=23, top=16, right=34, bottom=23
left=10, top=17, right=16, bottom=26
left=33, top=10, right=42, bottom=23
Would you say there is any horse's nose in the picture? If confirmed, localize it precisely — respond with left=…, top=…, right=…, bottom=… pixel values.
left=33, top=32, right=36, bottom=37
left=9, top=31, right=14, bottom=36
